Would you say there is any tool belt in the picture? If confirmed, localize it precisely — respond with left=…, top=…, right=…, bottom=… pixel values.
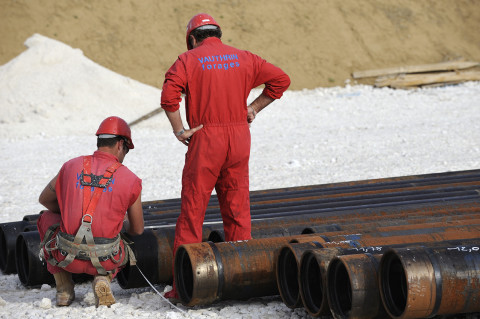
left=40, top=223, right=136, bottom=274
left=56, top=231, right=121, bottom=262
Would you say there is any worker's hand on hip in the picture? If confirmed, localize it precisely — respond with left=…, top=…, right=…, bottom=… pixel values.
left=177, top=124, right=203, bottom=146
left=247, top=106, right=256, bottom=123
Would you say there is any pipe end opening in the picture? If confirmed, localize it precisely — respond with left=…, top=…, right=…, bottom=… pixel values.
left=327, top=258, right=352, bottom=317
left=300, top=252, right=324, bottom=315
left=277, top=247, right=300, bottom=308
left=380, top=251, right=407, bottom=317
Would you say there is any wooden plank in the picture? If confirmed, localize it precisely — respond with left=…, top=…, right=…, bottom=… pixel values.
left=352, top=61, right=479, bottom=79
left=375, top=71, right=480, bottom=88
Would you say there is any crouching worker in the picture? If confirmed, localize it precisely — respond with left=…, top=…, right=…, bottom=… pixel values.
left=37, top=116, right=143, bottom=307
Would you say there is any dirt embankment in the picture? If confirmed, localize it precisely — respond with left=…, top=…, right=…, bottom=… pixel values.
left=1, top=0, right=479, bottom=90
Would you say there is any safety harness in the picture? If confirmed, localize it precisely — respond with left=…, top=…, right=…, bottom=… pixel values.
left=40, top=156, right=136, bottom=275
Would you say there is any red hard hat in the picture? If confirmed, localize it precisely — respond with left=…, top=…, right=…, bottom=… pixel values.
left=186, top=13, right=220, bottom=50
left=96, top=116, right=134, bottom=149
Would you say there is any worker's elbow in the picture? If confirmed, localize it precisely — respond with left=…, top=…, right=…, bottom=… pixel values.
left=38, top=193, right=48, bottom=206
left=128, top=228, right=144, bottom=236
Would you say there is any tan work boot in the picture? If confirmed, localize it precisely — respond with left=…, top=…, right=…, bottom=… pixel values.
left=92, top=274, right=115, bottom=307
left=53, top=271, right=75, bottom=306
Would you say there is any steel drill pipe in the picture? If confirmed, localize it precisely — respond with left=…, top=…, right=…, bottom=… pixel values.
left=142, top=191, right=480, bottom=227
left=299, top=247, right=349, bottom=317
left=299, top=238, right=480, bottom=318
left=0, top=218, right=39, bottom=274
left=6, top=169, right=480, bottom=281
left=210, top=208, right=480, bottom=243
left=140, top=169, right=480, bottom=212
left=7, top=182, right=478, bottom=274
left=199, top=188, right=480, bottom=222
left=290, top=228, right=480, bottom=315
left=21, top=214, right=41, bottom=222
left=15, top=231, right=55, bottom=286
left=117, top=227, right=175, bottom=288
left=15, top=231, right=93, bottom=287
left=276, top=214, right=479, bottom=313
left=142, top=182, right=475, bottom=223
left=379, top=245, right=480, bottom=319
left=276, top=216, right=480, bottom=310
left=117, top=223, right=226, bottom=288
left=125, top=203, right=480, bottom=289
left=173, top=222, right=480, bottom=307
left=290, top=221, right=480, bottom=246
left=276, top=241, right=328, bottom=309
left=174, top=236, right=311, bottom=306
left=207, top=199, right=480, bottom=242
left=141, top=176, right=480, bottom=222
left=328, top=253, right=386, bottom=319
left=15, top=227, right=174, bottom=288
left=139, top=209, right=480, bottom=289
left=11, top=206, right=480, bottom=288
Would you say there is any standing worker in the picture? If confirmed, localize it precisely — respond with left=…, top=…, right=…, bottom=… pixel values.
left=37, top=116, right=144, bottom=307
left=161, top=13, right=290, bottom=300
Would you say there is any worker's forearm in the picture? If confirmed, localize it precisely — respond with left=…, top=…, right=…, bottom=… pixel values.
left=249, top=94, right=274, bottom=114
left=39, top=176, right=61, bottom=214
left=165, top=109, right=185, bottom=133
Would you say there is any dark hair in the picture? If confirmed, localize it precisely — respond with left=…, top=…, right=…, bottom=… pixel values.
left=190, top=27, right=222, bottom=47
left=97, top=136, right=123, bottom=148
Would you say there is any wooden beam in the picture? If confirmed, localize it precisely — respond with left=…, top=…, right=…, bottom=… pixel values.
left=374, top=71, right=480, bottom=88
left=352, top=61, right=479, bottom=79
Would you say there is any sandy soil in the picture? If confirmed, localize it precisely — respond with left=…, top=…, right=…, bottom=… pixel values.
left=1, top=0, right=479, bottom=90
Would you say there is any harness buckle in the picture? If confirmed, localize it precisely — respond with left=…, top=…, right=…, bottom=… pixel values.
left=82, top=214, right=93, bottom=224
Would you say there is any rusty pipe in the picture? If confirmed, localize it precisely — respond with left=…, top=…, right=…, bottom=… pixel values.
left=379, top=245, right=480, bottom=319
left=130, top=210, right=480, bottom=290
left=304, top=230, right=480, bottom=318
left=208, top=206, right=480, bottom=243
left=300, top=247, right=349, bottom=317
left=151, top=188, right=480, bottom=225
left=117, top=223, right=226, bottom=289
left=277, top=213, right=480, bottom=314
left=276, top=241, right=328, bottom=309
left=15, top=231, right=93, bottom=287
left=173, top=222, right=480, bottom=306
left=124, top=205, right=480, bottom=289
left=299, top=238, right=480, bottom=318
left=140, top=169, right=480, bottom=213
left=274, top=215, right=480, bottom=309
left=0, top=217, right=39, bottom=274
left=174, top=236, right=309, bottom=306
left=327, top=253, right=386, bottom=319
left=15, top=231, right=55, bottom=286
left=141, top=176, right=480, bottom=222
left=117, top=227, right=175, bottom=288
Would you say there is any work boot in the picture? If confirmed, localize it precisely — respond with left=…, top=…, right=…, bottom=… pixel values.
left=92, top=274, right=115, bottom=307
left=53, top=271, right=75, bottom=306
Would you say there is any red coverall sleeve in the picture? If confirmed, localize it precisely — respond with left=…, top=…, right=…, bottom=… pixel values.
left=251, top=55, right=291, bottom=99
left=161, top=58, right=188, bottom=112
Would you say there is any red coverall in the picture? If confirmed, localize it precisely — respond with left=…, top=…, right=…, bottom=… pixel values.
left=37, top=150, right=142, bottom=277
left=161, top=37, right=290, bottom=255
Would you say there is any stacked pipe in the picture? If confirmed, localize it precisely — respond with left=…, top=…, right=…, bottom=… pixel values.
left=170, top=169, right=480, bottom=314
left=379, top=245, right=480, bottom=318
left=1, top=169, right=479, bottom=319
left=120, top=169, right=480, bottom=289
